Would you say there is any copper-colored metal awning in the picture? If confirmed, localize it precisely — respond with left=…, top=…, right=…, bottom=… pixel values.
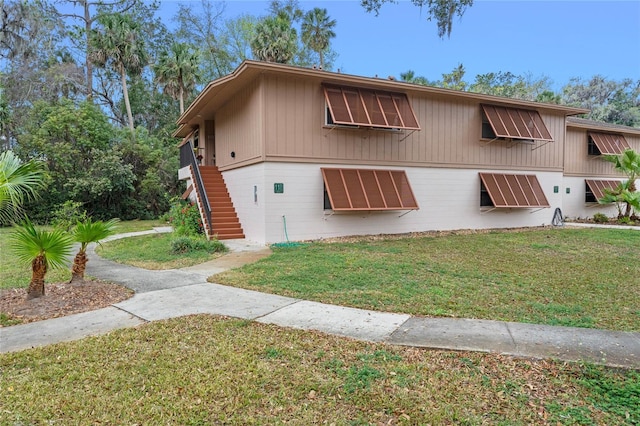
left=322, top=168, right=419, bottom=211
left=481, top=105, right=553, bottom=142
left=588, top=132, right=630, bottom=155
left=479, top=173, right=550, bottom=208
left=323, top=85, right=420, bottom=130
left=585, top=179, right=623, bottom=200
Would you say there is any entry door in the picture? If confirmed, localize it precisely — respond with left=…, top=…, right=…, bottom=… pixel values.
left=205, top=120, right=215, bottom=166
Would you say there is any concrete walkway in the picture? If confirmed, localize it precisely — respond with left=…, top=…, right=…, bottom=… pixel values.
left=1, top=228, right=639, bottom=369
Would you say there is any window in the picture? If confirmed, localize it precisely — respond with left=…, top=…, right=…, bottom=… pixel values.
left=321, top=168, right=419, bottom=211
left=481, top=105, right=553, bottom=142
left=192, top=128, right=199, bottom=148
left=479, top=173, right=550, bottom=208
left=585, top=180, right=622, bottom=203
left=480, top=181, right=494, bottom=207
left=481, top=113, right=497, bottom=139
left=587, top=132, right=629, bottom=156
left=587, top=135, right=601, bottom=156
left=323, top=85, right=420, bottom=130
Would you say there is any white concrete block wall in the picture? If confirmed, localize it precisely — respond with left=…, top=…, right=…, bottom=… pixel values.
left=223, top=163, right=567, bottom=244
left=221, top=165, right=267, bottom=244
left=561, top=176, right=629, bottom=220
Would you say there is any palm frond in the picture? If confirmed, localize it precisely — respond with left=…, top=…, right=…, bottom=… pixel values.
left=0, top=151, right=45, bottom=223
left=10, top=219, right=73, bottom=270
left=72, top=218, right=119, bottom=251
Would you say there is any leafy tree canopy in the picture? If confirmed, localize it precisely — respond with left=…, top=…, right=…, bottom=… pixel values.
left=361, top=0, right=473, bottom=38
left=562, top=76, right=640, bottom=127
left=251, top=13, right=298, bottom=63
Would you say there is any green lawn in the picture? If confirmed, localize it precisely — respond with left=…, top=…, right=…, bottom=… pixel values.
left=213, top=228, right=640, bottom=332
left=111, top=218, right=167, bottom=234
left=96, top=233, right=225, bottom=269
left=1, top=315, right=637, bottom=425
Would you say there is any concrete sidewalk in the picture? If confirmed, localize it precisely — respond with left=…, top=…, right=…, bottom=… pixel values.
left=2, top=229, right=639, bottom=369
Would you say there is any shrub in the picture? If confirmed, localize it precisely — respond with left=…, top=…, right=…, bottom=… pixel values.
left=592, top=212, right=609, bottom=224
left=168, top=201, right=203, bottom=236
left=51, top=201, right=88, bottom=231
left=618, top=216, right=634, bottom=225
left=170, top=236, right=227, bottom=254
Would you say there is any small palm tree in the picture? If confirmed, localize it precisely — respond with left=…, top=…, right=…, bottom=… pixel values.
left=69, top=218, right=119, bottom=284
left=603, top=149, right=640, bottom=218
left=0, top=150, right=45, bottom=223
left=10, top=219, right=73, bottom=299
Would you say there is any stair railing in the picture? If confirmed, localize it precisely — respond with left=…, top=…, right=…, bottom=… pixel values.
left=179, top=140, right=213, bottom=236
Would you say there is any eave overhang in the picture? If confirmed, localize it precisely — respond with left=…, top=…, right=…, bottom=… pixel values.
left=567, top=117, right=640, bottom=136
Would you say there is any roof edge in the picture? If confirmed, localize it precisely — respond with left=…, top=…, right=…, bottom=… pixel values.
left=567, top=116, right=640, bottom=135
left=175, top=60, right=590, bottom=137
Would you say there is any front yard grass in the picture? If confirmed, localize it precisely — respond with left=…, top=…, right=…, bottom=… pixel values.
left=112, top=219, right=167, bottom=234
left=96, top=233, right=225, bottom=270
left=214, top=227, right=640, bottom=332
left=1, top=314, right=638, bottom=425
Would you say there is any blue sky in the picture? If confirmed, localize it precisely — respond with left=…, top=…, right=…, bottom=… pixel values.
left=162, top=0, right=640, bottom=89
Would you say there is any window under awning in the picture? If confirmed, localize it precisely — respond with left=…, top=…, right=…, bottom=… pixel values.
left=323, top=85, right=420, bottom=130
left=585, top=179, right=623, bottom=200
left=588, top=132, right=630, bottom=155
left=479, top=173, right=550, bottom=208
left=481, top=104, right=553, bottom=142
left=322, top=168, right=419, bottom=211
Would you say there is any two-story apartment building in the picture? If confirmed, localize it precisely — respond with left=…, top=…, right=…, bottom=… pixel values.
left=174, top=60, right=638, bottom=244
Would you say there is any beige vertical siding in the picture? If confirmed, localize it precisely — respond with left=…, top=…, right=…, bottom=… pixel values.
left=564, top=127, right=640, bottom=177
left=260, top=74, right=566, bottom=171
left=215, top=78, right=264, bottom=169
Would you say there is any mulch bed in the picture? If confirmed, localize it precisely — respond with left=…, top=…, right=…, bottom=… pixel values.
left=0, top=280, right=133, bottom=325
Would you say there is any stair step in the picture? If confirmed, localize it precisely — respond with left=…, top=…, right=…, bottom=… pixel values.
left=211, top=220, right=241, bottom=227
left=211, top=211, right=238, bottom=218
left=211, top=212, right=238, bottom=218
left=213, top=226, right=244, bottom=233
left=211, top=207, right=236, bottom=214
left=215, top=234, right=245, bottom=240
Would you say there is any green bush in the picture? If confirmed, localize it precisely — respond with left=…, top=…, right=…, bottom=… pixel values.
left=51, top=201, right=88, bottom=231
left=168, top=201, right=203, bottom=236
left=592, top=212, right=609, bottom=224
left=617, top=216, right=634, bottom=225
left=170, top=236, right=227, bottom=254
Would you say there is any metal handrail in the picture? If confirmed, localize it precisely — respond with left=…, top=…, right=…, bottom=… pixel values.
left=179, top=141, right=212, bottom=236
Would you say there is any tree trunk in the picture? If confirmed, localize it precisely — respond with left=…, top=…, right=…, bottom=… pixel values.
left=69, top=251, right=88, bottom=285
left=85, top=0, right=93, bottom=101
left=27, top=255, right=47, bottom=299
left=179, top=85, right=184, bottom=115
left=121, top=64, right=134, bottom=132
